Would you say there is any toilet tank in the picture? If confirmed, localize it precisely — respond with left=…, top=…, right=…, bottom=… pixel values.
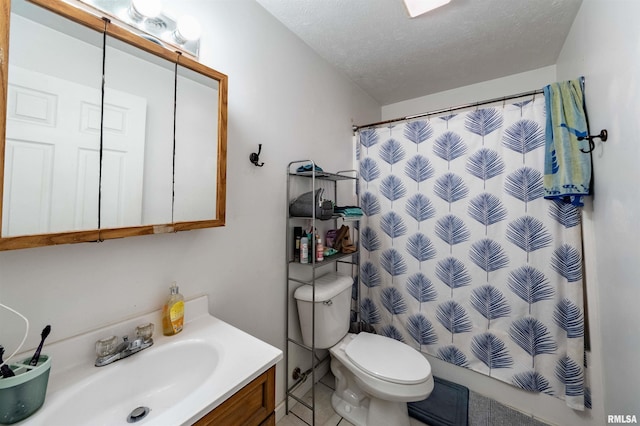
left=294, top=272, right=353, bottom=349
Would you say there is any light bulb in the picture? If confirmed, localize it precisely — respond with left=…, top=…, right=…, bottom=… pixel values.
left=174, top=15, right=202, bottom=43
left=130, top=0, right=163, bottom=20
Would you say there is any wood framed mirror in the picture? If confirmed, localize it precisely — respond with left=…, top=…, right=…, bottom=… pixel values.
left=0, top=0, right=228, bottom=250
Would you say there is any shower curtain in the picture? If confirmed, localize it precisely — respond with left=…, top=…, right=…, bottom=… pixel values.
left=356, top=95, right=589, bottom=410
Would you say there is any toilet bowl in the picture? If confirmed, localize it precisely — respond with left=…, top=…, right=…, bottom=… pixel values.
left=293, top=272, right=434, bottom=426
left=329, top=333, right=433, bottom=426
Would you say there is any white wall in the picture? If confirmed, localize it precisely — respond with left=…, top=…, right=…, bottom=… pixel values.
left=382, top=64, right=606, bottom=426
left=0, top=0, right=379, bottom=409
left=382, top=66, right=557, bottom=120
left=556, top=0, right=640, bottom=419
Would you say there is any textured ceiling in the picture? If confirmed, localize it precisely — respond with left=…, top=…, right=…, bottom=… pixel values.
left=255, top=0, right=582, bottom=105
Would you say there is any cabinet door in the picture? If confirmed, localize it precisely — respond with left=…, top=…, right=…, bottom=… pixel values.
left=194, top=366, right=275, bottom=426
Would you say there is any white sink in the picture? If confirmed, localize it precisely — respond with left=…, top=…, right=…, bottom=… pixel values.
left=15, top=296, right=282, bottom=426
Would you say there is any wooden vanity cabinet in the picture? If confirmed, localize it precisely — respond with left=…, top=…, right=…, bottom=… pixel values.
left=194, top=366, right=276, bottom=426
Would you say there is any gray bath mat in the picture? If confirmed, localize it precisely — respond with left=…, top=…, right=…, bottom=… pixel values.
left=408, top=376, right=469, bottom=426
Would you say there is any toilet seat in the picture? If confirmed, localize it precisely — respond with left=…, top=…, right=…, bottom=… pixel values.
left=345, top=333, right=431, bottom=385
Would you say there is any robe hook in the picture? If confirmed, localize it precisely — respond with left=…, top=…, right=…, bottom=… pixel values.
left=250, top=144, right=264, bottom=167
left=578, top=129, right=608, bottom=153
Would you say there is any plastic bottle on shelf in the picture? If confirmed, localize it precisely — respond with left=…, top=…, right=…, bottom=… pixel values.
left=300, top=236, right=309, bottom=264
left=316, top=237, right=324, bottom=262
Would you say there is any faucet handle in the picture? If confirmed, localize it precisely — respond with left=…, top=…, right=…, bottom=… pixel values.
left=95, top=336, right=118, bottom=357
left=135, top=323, right=154, bottom=342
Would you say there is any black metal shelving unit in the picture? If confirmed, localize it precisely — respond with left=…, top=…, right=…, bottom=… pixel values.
left=285, top=161, right=359, bottom=426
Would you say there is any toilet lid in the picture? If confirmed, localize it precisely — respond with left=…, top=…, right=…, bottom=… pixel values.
left=345, top=333, right=431, bottom=385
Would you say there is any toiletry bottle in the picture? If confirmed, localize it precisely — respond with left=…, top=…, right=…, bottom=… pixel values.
left=316, top=237, right=324, bottom=262
left=162, top=282, right=184, bottom=336
left=300, top=236, right=309, bottom=264
left=293, top=227, right=302, bottom=262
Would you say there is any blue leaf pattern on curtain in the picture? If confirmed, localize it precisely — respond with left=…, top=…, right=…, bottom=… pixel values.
left=507, top=266, right=554, bottom=314
left=555, top=356, right=584, bottom=397
left=548, top=200, right=581, bottom=228
left=504, top=167, right=544, bottom=213
left=435, top=214, right=471, bottom=253
left=509, top=317, right=558, bottom=368
left=469, top=238, right=509, bottom=281
left=360, top=128, right=379, bottom=155
left=466, top=148, right=505, bottom=189
left=436, top=300, right=473, bottom=342
left=506, top=216, right=553, bottom=261
left=405, top=155, right=435, bottom=191
left=361, top=298, right=381, bottom=324
left=360, top=261, right=381, bottom=291
left=470, top=285, right=511, bottom=329
left=381, top=287, right=408, bottom=318
left=380, top=175, right=407, bottom=206
left=361, top=192, right=381, bottom=216
left=380, top=248, right=407, bottom=284
left=407, top=314, right=438, bottom=350
left=381, top=324, right=405, bottom=342
left=471, top=332, right=513, bottom=372
left=406, top=273, right=437, bottom=310
left=360, top=158, right=381, bottom=188
left=357, top=96, right=587, bottom=409
left=379, top=138, right=406, bottom=171
left=551, top=244, right=583, bottom=282
left=554, top=298, right=584, bottom=338
left=406, top=233, right=437, bottom=268
left=502, top=119, right=545, bottom=164
left=436, top=345, right=469, bottom=367
left=380, top=212, right=407, bottom=243
left=435, top=257, right=471, bottom=297
left=433, top=131, right=467, bottom=170
left=361, top=227, right=381, bottom=254
left=468, top=193, right=508, bottom=235
left=434, top=173, right=469, bottom=211
left=465, top=108, right=504, bottom=144
left=512, top=371, right=553, bottom=394
left=404, top=120, right=434, bottom=151
left=405, top=193, right=436, bottom=229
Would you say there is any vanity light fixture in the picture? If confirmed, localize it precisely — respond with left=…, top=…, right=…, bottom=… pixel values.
left=173, top=15, right=202, bottom=44
left=78, top=0, right=201, bottom=58
left=403, top=0, right=451, bottom=17
left=128, top=0, right=163, bottom=22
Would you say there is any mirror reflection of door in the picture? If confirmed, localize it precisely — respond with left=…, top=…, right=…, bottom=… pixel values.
left=3, top=68, right=147, bottom=235
left=3, top=67, right=101, bottom=236
left=2, top=7, right=103, bottom=237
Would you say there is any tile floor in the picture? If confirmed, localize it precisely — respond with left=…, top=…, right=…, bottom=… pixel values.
left=277, top=371, right=428, bottom=426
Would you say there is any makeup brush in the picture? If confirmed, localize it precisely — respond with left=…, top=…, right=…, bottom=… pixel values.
left=0, top=345, right=15, bottom=378
left=29, top=325, right=51, bottom=367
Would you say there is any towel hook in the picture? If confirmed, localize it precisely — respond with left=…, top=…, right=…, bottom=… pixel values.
left=578, top=129, right=608, bottom=153
left=249, top=144, right=264, bottom=167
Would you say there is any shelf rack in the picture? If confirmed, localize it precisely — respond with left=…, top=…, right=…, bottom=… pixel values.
left=285, top=161, right=359, bottom=426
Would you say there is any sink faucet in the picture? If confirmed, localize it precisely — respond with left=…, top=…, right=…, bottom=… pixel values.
left=94, top=323, right=154, bottom=367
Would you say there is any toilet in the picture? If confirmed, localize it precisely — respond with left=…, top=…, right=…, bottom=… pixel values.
left=294, top=272, right=434, bottom=426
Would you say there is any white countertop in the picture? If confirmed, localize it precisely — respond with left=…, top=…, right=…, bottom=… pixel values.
left=13, top=296, right=282, bottom=425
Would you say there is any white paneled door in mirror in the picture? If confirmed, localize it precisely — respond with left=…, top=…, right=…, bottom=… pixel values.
left=2, top=2, right=103, bottom=237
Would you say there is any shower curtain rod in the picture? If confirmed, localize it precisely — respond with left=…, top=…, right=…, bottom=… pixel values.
left=352, top=88, right=544, bottom=132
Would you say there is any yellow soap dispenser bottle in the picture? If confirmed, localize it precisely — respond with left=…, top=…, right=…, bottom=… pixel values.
left=162, top=282, right=184, bottom=336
